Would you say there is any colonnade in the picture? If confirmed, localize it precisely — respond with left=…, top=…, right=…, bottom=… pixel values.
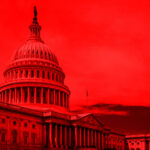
left=47, top=123, right=103, bottom=149
left=74, top=126, right=102, bottom=149
left=48, top=123, right=72, bottom=148
left=0, top=87, right=69, bottom=109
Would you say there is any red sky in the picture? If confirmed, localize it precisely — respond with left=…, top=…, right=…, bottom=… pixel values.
left=0, top=0, right=150, bottom=109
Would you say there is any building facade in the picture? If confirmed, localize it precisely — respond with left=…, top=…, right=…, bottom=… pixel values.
left=126, top=135, right=150, bottom=150
left=0, top=7, right=125, bottom=150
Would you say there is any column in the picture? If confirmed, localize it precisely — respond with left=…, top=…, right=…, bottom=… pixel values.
left=15, top=88, right=17, bottom=103
left=91, top=130, right=93, bottom=147
left=62, top=92, right=64, bottom=107
left=60, top=125, right=63, bottom=148
left=64, top=93, right=66, bottom=107
left=79, top=127, right=82, bottom=147
left=49, top=123, right=53, bottom=148
left=48, top=88, right=50, bottom=104
left=65, top=126, right=68, bottom=148
left=53, top=89, right=56, bottom=104
left=95, top=130, right=97, bottom=148
left=69, top=127, right=72, bottom=147
left=87, top=129, right=89, bottom=147
left=55, top=124, right=58, bottom=148
left=41, top=87, right=43, bottom=104
left=34, top=87, right=36, bottom=104
left=101, top=132, right=104, bottom=150
left=58, top=91, right=60, bottom=105
left=2, top=91, right=3, bottom=102
left=5, top=90, right=7, bottom=103
left=98, top=132, right=100, bottom=149
left=75, top=126, right=78, bottom=147
left=9, top=89, right=11, bottom=103
left=83, top=128, right=86, bottom=147
left=21, top=87, right=24, bottom=103
left=27, top=87, right=30, bottom=103
left=66, top=94, right=68, bottom=108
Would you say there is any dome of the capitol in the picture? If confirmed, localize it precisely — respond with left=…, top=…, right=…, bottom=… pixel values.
left=13, top=40, right=59, bottom=65
left=0, top=6, right=70, bottom=111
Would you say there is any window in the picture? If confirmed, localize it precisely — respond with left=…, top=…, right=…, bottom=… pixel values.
left=2, top=118, right=5, bottom=124
left=24, top=122, right=28, bottom=127
left=31, top=133, right=36, bottom=144
left=12, top=130, right=17, bottom=144
left=37, top=71, right=39, bottom=78
left=31, top=70, right=34, bottom=78
left=13, top=121, right=16, bottom=126
left=32, top=124, right=35, bottom=129
left=23, top=132, right=28, bottom=144
left=1, top=132, right=5, bottom=142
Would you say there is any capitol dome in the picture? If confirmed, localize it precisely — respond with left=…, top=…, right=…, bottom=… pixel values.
left=0, top=6, right=70, bottom=110
left=13, top=40, right=59, bottom=65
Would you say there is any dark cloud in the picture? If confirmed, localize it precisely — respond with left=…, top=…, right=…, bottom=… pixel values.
left=72, top=103, right=150, bottom=135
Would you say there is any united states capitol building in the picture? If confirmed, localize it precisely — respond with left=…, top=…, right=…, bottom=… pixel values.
left=0, top=6, right=147, bottom=150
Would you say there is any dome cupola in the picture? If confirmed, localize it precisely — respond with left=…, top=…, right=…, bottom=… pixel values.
left=0, top=6, right=70, bottom=111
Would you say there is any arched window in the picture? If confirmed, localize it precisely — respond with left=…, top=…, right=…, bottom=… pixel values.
left=12, top=130, right=17, bottom=144
left=37, top=70, right=39, bottom=78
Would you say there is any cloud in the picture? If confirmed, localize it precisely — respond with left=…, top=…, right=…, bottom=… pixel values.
left=72, top=103, right=150, bottom=135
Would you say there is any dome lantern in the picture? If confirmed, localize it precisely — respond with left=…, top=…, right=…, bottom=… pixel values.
left=29, top=6, right=42, bottom=42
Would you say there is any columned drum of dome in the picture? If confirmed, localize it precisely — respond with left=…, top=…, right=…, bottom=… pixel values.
left=0, top=6, right=70, bottom=110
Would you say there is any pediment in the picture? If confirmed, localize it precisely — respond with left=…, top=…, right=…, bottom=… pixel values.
left=76, top=114, right=104, bottom=128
